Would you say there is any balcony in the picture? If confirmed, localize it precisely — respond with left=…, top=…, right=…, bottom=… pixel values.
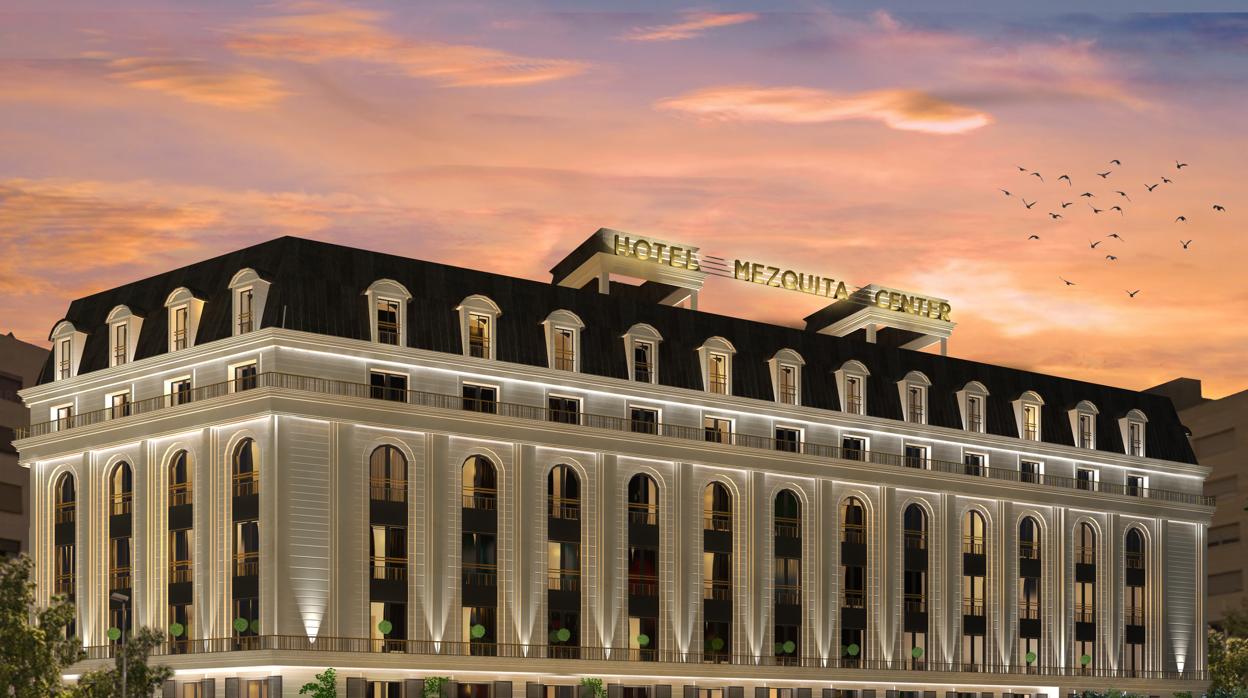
left=703, top=511, right=732, bottom=533
left=55, top=573, right=74, bottom=596
left=775, top=584, right=800, bottom=606
left=108, top=566, right=131, bottom=591
left=169, top=482, right=191, bottom=507
left=232, top=473, right=258, bottom=498
left=462, top=562, right=497, bottom=587
left=170, top=560, right=193, bottom=584
left=702, top=580, right=731, bottom=601
left=18, top=371, right=1213, bottom=507
left=462, top=488, right=497, bottom=511
left=548, top=498, right=580, bottom=521
left=369, top=478, right=407, bottom=503
left=234, top=552, right=259, bottom=577
left=904, top=531, right=927, bottom=551
left=903, top=594, right=926, bottom=614
left=962, top=537, right=985, bottom=555
left=628, top=504, right=658, bottom=526
left=628, top=574, right=658, bottom=598
left=961, top=600, right=985, bottom=618
left=55, top=503, right=75, bottom=525
left=774, top=517, right=800, bottom=539
left=1018, top=602, right=1040, bottom=621
left=371, top=558, right=408, bottom=582
left=842, top=591, right=865, bottom=609
left=110, top=494, right=132, bottom=517
left=547, top=570, right=580, bottom=592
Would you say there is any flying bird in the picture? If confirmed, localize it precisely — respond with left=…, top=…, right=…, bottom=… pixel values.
left=1176, top=161, right=1189, bottom=169
left=1175, top=215, right=1187, bottom=222
left=1180, top=239, right=1193, bottom=249
left=1110, top=159, right=1122, bottom=166
left=1031, top=172, right=1044, bottom=182
left=1111, top=206, right=1124, bottom=215
left=1000, top=189, right=1012, bottom=196
left=1061, top=201, right=1073, bottom=208
left=1213, top=204, right=1226, bottom=211
left=1126, top=289, right=1140, bottom=298
left=1089, top=240, right=1102, bottom=249
left=1105, top=255, right=1118, bottom=261
left=1028, top=234, right=1040, bottom=240
left=1023, top=199, right=1037, bottom=209
left=1061, top=277, right=1076, bottom=286
left=1097, top=171, right=1112, bottom=178
left=1115, top=191, right=1131, bottom=201
left=1018, top=166, right=1028, bottom=172
left=1162, top=177, right=1173, bottom=184
left=1146, top=183, right=1159, bottom=192
left=1108, top=233, right=1124, bottom=240
left=1081, top=192, right=1095, bottom=198
left=1058, top=175, right=1072, bottom=185
left=1090, top=205, right=1104, bottom=214
left=1049, top=212, right=1062, bottom=219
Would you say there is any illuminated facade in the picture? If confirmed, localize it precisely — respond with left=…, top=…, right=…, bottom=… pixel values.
left=18, top=234, right=1211, bottom=697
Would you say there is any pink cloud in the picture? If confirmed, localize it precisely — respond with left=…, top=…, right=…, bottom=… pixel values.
left=621, top=11, right=759, bottom=42
left=107, top=56, right=289, bottom=109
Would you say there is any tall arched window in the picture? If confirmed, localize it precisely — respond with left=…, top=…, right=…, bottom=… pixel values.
left=902, top=503, right=927, bottom=669
left=1018, top=516, right=1042, bottom=670
left=627, top=473, right=660, bottom=660
left=53, top=472, right=76, bottom=627
left=1124, top=528, right=1146, bottom=675
left=462, top=456, right=497, bottom=510
left=961, top=510, right=988, bottom=670
left=547, top=465, right=581, bottom=658
left=774, top=490, right=802, bottom=665
left=370, top=446, right=407, bottom=503
left=233, top=438, right=259, bottom=497
left=231, top=439, right=260, bottom=649
left=462, top=456, right=499, bottom=655
left=840, top=497, right=868, bottom=666
left=167, top=451, right=193, bottom=652
left=702, top=482, right=732, bottom=662
left=169, top=451, right=191, bottom=506
left=1074, top=522, right=1097, bottom=673
left=107, top=462, right=133, bottom=641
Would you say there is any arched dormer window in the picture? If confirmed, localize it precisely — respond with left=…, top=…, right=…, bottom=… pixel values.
left=364, top=279, right=412, bottom=346
left=898, top=371, right=931, bottom=424
left=164, top=287, right=205, bottom=352
left=49, top=320, right=86, bottom=381
left=698, top=337, right=735, bottom=395
left=835, top=360, right=871, bottom=415
left=1071, top=400, right=1099, bottom=449
left=957, top=381, right=990, bottom=433
left=456, top=295, right=502, bottom=360
left=1120, top=409, right=1148, bottom=457
left=543, top=309, right=585, bottom=372
left=623, top=323, right=662, bottom=384
left=1014, top=391, right=1044, bottom=442
left=769, top=349, right=804, bottom=405
left=105, top=306, right=143, bottom=367
left=229, top=268, right=271, bottom=336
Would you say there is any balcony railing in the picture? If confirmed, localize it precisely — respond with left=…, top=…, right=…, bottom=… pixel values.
left=371, top=558, right=407, bottom=582
left=547, top=570, right=579, bottom=592
left=775, top=584, right=800, bottom=606
left=1018, top=601, right=1040, bottom=620
left=1076, top=547, right=1096, bottom=565
left=71, top=633, right=1207, bottom=680
left=462, top=562, right=497, bottom=587
left=962, top=599, right=985, bottom=618
left=548, top=498, right=580, bottom=521
left=1125, top=552, right=1144, bottom=570
left=962, top=537, right=986, bottom=555
left=462, top=488, right=497, bottom=511
left=904, top=531, right=927, bottom=550
left=55, top=573, right=74, bottom=596
left=369, top=477, right=406, bottom=503
left=1075, top=605, right=1096, bottom=624
left=703, top=511, right=732, bottom=533
left=774, top=517, right=800, bottom=539
left=234, top=552, right=259, bottom=577
left=1125, top=607, right=1145, bottom=626
left=232, top=473, right=258, bottom=498
left=55, top=503, right=75, bottom=525
left=904, top=594, right=926, bottom=614
left=108, top=566, right=131, bottom=590
left=628, top=504, right=658, bottom=526
left=1019, top=542, right=1041, bottom=560
left=110, top=494, right=132, bottom=517
left=842, top=525, right=866, bottom=545
left=169, top=560, right=192, bottom=584
left=842, top=591, right=865, bottom=609
left=702, top=580, right=731, bottom=601
left=628, top=574, right=658, bottom=598
left=169, top=482, right=191, bottom=507
left=18, top=371, right=1213, bottom=507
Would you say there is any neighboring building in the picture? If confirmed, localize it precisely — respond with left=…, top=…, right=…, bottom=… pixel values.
left=0, top=331, right=50, bottom=557
left=17, top=232, right=1212, bottom=698
left=1147, top=377, right=1248, bottom=624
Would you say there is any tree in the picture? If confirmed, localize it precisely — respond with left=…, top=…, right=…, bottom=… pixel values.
left=0, top=554, right=83, bottom=697
left=1209, top=627, right=1248, bottom=695
left=72, top=627, right=172, bottom=698
left=299, top=668, right=338, bottom=698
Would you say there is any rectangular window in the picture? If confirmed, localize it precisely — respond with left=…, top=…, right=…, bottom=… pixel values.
left=53, top=403, right=73, bottom=431
left=168, top=378, right=192, bottom=406
left=370, top=525, right=407, bottom=581
left=1210, top=523, right=1241, bottom=548
left=108, top=391, right=130, bottom=420
left=775, top=426, right=801, bottom=453
left=112, top=323, right=127, bottom=366
left=1076, top=467, right=1097, bottom=491
left=907, top=386, right=925, bottom=423
left=629, top=406, right=659, bottom=435
left=237, top=289, right=254, bottom=334
left=966, top=395, right=982, bottom=432
left=234, top=520, right=260, bottom=576
left=369, top=371, right=408, bottom=402
left=1126, top=474, right=1146, bottom=496
left=233, top=363, right=258, bottom=391
left=707, top=353, right=728, bottom=394
left=548, top=396, right=580, bottom=425
left=1128, top=421, right=1144, bottom=456
left=0, top=374, right=19, bottom=402
left=462, top=384, right=497, bottom=414
left=841, top=436, right=865, bottom=461
left=553, top=328, right=576, bottom=371
left=169, top=529, right=192, bottom=583
left=109, top=536, right=132, bottom=590
left=964, top=452, right=985, bottom=477
left=1022, top=404, right=1039, bottom=441
left=633, top=341, right=654, bottom=383
left=468, top=314, right=490, bottom=358
left=778, top=365, right=797, bottom=404
left=703, top=416, right=732, bottom=444
left=1020, top=460, right=1042, bottom=484
left=1078, top=414, right=1094, bottom=449
left=173, top=307, right=189, bottom=350
left=904, top=444, right=928, bottom=469
left=548, top=541, right=581, bottom=592
left=58, top=339, right=72, bottom=379
left=845, top=377, right=863, bottom=414
left=376, top=298, right=400, bottom=345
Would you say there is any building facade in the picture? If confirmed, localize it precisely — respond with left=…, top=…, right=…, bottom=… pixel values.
left=1147, top=377, right=1248, bottom=624
left=17, top=234, right=1211, bottom=697
left=1, top=331, right=51, bottom=557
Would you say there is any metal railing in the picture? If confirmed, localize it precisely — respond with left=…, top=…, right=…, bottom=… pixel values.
left=55, top=502, right=75, bottom=524
left=554, top=349, right=576, bottom=372
left=108, top=567, right=131, bottom=590
left=169, top=481, right=191, bottom=507
left=234, top=552, right=259, bottom=577
left=1125, top=552, right=1144, bottom=570
left=55, top=573, right=74, bottom=596
left=628, top=574, right=658, bottom=597
left=110, top=493, right=131, bottom=516
left=1019, top=542, right=1041, bottom=560
left=904, top=530, right=927, bottom=550
left=369, top=477, right=406, bottom=503
left=904, top=594, right=926, bottom=614
left=703, top=510, right=732, bottom=533
left=548, top=498, right=580, bottom=520
left=468, top=336, right=490, bottom=359
left=462, top=488, right=497, bottom=510
left=18, top=371, right=1214, bottom=507
left=462, top=562, right=497, bottom=587
left=1125, top=607, right=1145, bottom=626
left=842, top=525, right=866, bottom=545
left=842, top=591, right=865, bottom=609
left=233, top=472, right=258, bottom=498
left=962, top=537, right=985, bottom=555
left=547, top=570, right=579, bottom=592
left=70, top=633, right=1207, bottom=680
left=371, top=559, right=407, bottom=582
left=1018, top=601, right=1040, bottom=620
left=774, top=516, right=800, bottom=539
left=702, top=580, right=731, bottom=601
left=1076, top=547, right=1096, bottom=565
left=169, top=560, right=192, bottom=584
left=962, top=599, right=985, bottom=617
left=628, top=504, right=658, bottom=526
left=1075, top=605, right=1096, bottom=624
left=775, top=584, right=800, bottom=606
left=778, top=385, right=797, bottom=405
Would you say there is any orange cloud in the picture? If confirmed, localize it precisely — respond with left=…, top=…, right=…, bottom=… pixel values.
left=228, top=3, right=588, bottom=87
left=656, top=85, right=992, bottom=134
left=621, top=11, right=759, bottom=42
left=106, top=56, right=289, bottom=109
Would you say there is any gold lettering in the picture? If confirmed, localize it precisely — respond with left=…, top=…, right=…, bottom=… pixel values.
left=670, top=246, right=684, bottom=268
left=735, top=259, right=750, bottom=280
left=687, top=249, right=700, bottom=271
left=835, top=282, right=849, bottom=300
left=751, top=262, right=765, bottom=284
left=939, top=302, right=952, bottom=321
left=780, top=270, right=798, bottom=290
left=875, top=290, right=889, bottom=308
left=634, top=239, right=650, bottom=260
left=614, top=235, right=630, bottom=256
left=766, top=266, right=781, bottom=287
left=800, top=273, right=818, bottom=294
left=652, top=242, right=667, bottom=262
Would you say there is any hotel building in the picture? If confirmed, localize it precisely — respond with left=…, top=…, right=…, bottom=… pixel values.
left=16, top=232, right=1211, bottom=697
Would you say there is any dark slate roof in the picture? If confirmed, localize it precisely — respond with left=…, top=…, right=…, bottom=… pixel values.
left=41, top=235, right=1197, bottom=464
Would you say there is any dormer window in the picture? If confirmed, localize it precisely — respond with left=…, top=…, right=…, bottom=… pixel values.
left=1014, top=391, right=1044, bottom=442
left=1070, top=400, right=1099, bottom=450
left=376, top=298, right=400, bottom=345
left=1120, top=409, right=1148, bottom=458
left=172, top=306, right=189, bottom=350
left=112, top=323, right=127, bottom=366
left=164, top=287, right=205, bottom=352
left=835, top=360, right=871, bottom=415
left=49, top=320, right=86, bottom=381
left=57, top=339, right=72, bottom=379
left=898, top=371, right=930, bottom=424
left=542, top=310, right=585, bottom=372
left=456, top=295, right=502, bottom=360
left=698, top=337, right=736, bottom=396
left=957, top=381, right=989, bottom=433
left=623, top=323, right=663, bottom=384
left=229, top=268, right=271, bottom=337
left=364, top=279, right=412, bottom=347
left=769, top=349, right=804, bottom=406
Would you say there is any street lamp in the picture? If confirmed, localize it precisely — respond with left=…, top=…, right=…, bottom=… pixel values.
left=109, top=592, right=129, bottom=698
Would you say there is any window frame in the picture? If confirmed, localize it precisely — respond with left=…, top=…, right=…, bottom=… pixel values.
left=1076, top=466, right=1099, bottom=491
left=774, top=424, right=803, bottom=452
left=840, top=433, right=869, bottom=461
left=228, top=360, right=260, bottom=393
left=461, top=381, right=500, bottom=414
left=702, top=414, right=734, bottom=444
left=546, top=392, right=583, bottom=425
left=165, top=375, right=193, bottom=406
left=1015, top=391, right=1044, bottom=442
left=1019, top=459, right=1044, bottom=484
left=50, top=402, right=74, bottom=431
left=369, top=368, right=410, bottom=403
left=962, top=449, right=988, bottom=477
left=836, top=361, right=871, bottom=415
left=627, top=404, right=661, bottom=435
left=903, top=443, right=929, bottom=469
left=457, top=295, right=502, bottom=360
left=105, top=389, right=132, bottom=420
left=229, top=268, right=270, bottom=338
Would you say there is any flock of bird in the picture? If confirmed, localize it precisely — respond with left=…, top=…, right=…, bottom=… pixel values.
left=999, top=158, right=1226, bottom=296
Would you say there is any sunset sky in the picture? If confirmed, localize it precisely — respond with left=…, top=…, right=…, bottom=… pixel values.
left=2, top=2, right=1246, bottom=396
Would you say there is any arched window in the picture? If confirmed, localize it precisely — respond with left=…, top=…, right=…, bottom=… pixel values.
left=1018, top=516, right=1042, bottom=669
left=462, top=456, right=497, bottom=510
left=1124, top=528, right=1146, bottom=674
left=903, top=504, right=926, bottom=550
left=628, top=473, right=659, bottom=526
left=1125, top=528, right=1144, bottom=570
left=841, top=497, right=866, bottom=544
left=548, top=464, right=580, bottom=520
left=960, top=510, right=988, bottom=670
left=703, top=482, right=732, bottom=533
left=902, top=503, right=928, bottom=668
left=1019, top=517, right=1041, bottom=559
left=774, top=489, right=802, bottom=664
left=169, top=451, right=191, bottom=507
left=54, top=473, right=76, bottom=604
left=962, top=510, right=986, bottom=555
left=840, top=497, right=868, bottom=665
left=627, top=473, right=660, bottom=660
left=775, top=489, right=801, bottom=538
left=1077, top=522, right=1096, bottom=564
left=1074, top=522, right=1098, bottom=672
left=369, top=446, right=407, bottom=503
left=232, top=438, right=259, bottom=497
left=55, top=472, right=76, bottom=524
left=109, top=462, right=133, bottom=516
